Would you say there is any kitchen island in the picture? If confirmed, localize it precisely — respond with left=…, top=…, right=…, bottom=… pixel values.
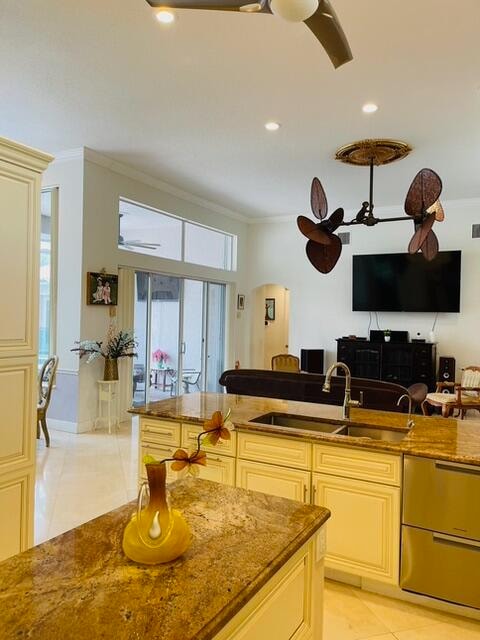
left=0, top=478, right=329, bottom=640
left=130, top=393, right=480, bottom=613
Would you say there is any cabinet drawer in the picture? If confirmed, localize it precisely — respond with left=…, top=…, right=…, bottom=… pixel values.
left=238, top=432, right=311, bottom=470
left=197, top=454, right=236, bottom=486
left=313, top=444, right=401, bottom=486
left=181, top=422, right=237, bottom=457
left=401, top=525, right=480, bottom=609
left=139, top=443, right=177, bottom=483
left=141, top=419, right=181, bottom=447
left=236, top=459, right=311, bottom=503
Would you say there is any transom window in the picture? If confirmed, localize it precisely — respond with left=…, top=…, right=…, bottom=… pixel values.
left=119, top=199, right=236, bottom=271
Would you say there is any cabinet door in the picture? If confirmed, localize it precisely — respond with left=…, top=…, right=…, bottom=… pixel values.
left=196, top=454, right=236, bottom=486
left=0, top=469, right=34, bottom=561
left=237, top=459, right=310, bottom=503
left=313, top=473, right=400, bottom=584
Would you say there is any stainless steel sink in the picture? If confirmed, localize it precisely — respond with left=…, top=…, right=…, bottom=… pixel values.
left=250, top=412, right=408, bottom=442
left=336, top=425, right=408, bottom=442
left=250, top=412, right=345, bottom=434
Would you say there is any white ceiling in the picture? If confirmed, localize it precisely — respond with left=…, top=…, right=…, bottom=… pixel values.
left=1, top=0, right=480, bottom=218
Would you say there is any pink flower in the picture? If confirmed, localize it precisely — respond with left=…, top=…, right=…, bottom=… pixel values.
left=152, top=349, right=169, bottom=363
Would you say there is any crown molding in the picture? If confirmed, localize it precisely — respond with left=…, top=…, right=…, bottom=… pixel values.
left=0, top=136, right=53, bottom=172
left=82, top=147, right=251, bottom=224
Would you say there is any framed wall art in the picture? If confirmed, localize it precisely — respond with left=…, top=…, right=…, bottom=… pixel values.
left=87, top=272, right=118, bottom=306
left=265, top=298, right=275, bottom=321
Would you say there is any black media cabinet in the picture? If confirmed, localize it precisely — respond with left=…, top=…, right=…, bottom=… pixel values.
left=336, top=338, right=436, bottom=390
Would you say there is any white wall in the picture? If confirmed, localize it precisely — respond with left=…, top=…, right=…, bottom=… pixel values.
left=246, top=200, right=480, bottom=380
left=42, top=155, right=84, bottom=427
left=75, top=149, right=247, bottom=429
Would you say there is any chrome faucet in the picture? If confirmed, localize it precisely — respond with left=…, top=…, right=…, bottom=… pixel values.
left=322, top=361, right=362, bottom=420
left=397, top=393, right=415, bottom=429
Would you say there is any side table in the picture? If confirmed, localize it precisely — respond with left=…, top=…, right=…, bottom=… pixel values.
left=94, top=380, right=120, bottom=434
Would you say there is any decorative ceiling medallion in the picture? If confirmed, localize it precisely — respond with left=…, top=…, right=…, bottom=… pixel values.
left=335, top=139, right=412, bottom=167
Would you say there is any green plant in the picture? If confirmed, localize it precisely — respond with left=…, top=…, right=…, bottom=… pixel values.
left=383, top=329, right=391, bottom=336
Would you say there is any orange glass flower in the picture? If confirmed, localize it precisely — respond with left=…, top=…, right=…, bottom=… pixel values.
left=204, top=410, right=232, bottom=446
left=171, top=448, right=207, bottom=476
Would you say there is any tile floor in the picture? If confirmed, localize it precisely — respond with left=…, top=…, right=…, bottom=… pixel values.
left=35, top=421, right=480, bottom=640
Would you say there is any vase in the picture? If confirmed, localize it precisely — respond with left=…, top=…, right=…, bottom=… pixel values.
left=384, top=335, right=391, bottom=343
left=104, top=357, right=118, bottom=381
left=122, top=463, right=191, bottom=564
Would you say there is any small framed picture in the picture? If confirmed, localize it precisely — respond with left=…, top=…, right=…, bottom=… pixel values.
left=237, top=294, right=245, bottom=311
left=87, top=272, right=118, bottom=306
left=265, top=298, right=275, bottom=321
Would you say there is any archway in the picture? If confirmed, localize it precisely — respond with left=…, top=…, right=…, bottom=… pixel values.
left=250, top=284, right=290, bottom=369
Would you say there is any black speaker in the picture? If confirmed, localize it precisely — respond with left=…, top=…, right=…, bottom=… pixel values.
left=301, top=349, right=324, bottom=374
left=438, top=356, right=455, bottom=382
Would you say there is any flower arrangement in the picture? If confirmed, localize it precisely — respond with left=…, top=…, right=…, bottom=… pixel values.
left=152, top=349, right=169, bottom=367
left=143, top=409, right=233, bottom=476
left=71, top=327, right=137, bottom=363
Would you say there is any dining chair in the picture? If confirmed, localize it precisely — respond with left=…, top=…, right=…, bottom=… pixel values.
left=37, top=356, right=59, bottom=447
left=271, top=354, right=300, bottom=373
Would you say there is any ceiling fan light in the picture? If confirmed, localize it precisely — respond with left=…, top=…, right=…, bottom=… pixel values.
left=239, top=2, right=263, bottom=12
left=270, top=0, right=319, bottom=22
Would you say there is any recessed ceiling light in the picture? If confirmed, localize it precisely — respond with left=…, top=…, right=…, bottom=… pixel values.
left=265, top=121, right=281, bottom=131
left=154, top=9, right=175, bottom=24
left=362, top=103, right=378, bottom=114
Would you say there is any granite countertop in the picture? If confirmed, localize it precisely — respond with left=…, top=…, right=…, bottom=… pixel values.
left=0, top=479, right=329, bottom=640
left=130, top=393, right=480, bottom=466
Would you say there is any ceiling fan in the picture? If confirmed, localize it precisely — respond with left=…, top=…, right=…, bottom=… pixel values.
left=297, top=139, right=446, bottom=274
left=145, top=0, right=352, bottom=68
left=119, top=213, right=162, bottom=251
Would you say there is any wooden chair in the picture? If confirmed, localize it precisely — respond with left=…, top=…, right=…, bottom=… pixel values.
left=422, top=365, right=480, bottom=419
left=271, top=354, right=300, bottom=373
left=37, top=356, right=59, bottom=447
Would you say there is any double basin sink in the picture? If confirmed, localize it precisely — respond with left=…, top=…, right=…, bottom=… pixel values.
left=250, top=412, right=409, bottom=443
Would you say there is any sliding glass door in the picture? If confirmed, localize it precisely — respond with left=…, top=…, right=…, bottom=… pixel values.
left=132, top=272, right=226, bottom=405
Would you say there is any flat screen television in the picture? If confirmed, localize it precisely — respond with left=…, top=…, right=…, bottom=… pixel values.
left=352, top=251, right=461, bottom=313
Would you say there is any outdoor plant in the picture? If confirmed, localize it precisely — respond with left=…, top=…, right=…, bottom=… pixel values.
left=143, top=409, right=233, bottom=475
left=71, top=326, right=137, bottom=362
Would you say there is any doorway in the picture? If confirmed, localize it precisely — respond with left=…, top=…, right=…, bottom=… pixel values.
left=250, top=284, right=290, bottom=370
left=132, top=271, right=226, bottom=405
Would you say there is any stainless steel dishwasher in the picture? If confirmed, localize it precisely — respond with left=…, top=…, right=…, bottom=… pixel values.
left=401, top=455, right=480, bottom=609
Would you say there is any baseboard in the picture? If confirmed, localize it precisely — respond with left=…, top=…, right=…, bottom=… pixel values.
left=48, top=419, right=78, bottom=434
left=48, top=419, right=93, bottom=434
left=326, top=568, right=480, bottom=621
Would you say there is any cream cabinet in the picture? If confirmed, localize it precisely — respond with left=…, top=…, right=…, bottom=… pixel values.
left=0, top=138, right=52, bottom=561
left=236, top=459, right=311, bottom=503
left=213, top=529, right=326, bottom=640
left=312, top=443, right=401, bottom=584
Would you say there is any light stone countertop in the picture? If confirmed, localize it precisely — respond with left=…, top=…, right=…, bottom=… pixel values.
left=130, top=392, right=480, bottom=466
left=0, top=478, right=329, bottom=640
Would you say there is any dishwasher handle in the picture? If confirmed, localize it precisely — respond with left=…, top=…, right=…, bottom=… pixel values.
left=433, top=532, right=480, bottom=550
left=434, top=459, right=480, bottom=475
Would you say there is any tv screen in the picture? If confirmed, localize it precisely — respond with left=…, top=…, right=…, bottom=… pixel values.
left=352, top=251, right=461, bottom=313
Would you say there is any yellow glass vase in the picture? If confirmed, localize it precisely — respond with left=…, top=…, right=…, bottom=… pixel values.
left=122, top=463, right=191, bottom=564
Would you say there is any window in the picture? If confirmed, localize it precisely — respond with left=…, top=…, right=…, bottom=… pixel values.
left=39, top=188, right=58, bottom=366
left=184, top=222, right=234, bottom=270
left=119, top=200, right=182, bottom=261
left=119, top=198, right=236, bottom=271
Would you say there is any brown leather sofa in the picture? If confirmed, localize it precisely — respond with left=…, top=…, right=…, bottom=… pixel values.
left=219, top=369, right=410, bottom=413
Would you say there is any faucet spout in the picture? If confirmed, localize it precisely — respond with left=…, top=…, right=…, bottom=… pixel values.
left=397, top=393, right=414, bottom=429
left=322, top=361, right=361, bottom=420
